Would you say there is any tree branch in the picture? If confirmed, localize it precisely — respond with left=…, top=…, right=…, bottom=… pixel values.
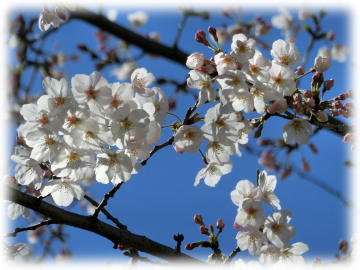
left=3, top=184, right=205, bottom=265
left=221, top=247, right=240, bottom=266
left=4, top=218, right=54, bottom=238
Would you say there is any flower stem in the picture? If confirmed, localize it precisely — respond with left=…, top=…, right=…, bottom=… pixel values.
left=166, top=112, right=182, bottom=123
left=161, top=124, right=173, bottom=129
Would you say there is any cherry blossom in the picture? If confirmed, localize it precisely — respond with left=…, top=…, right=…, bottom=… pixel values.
left=187, top=70, right=216, bottom=107
left=214, top=52, right=237, bottom=75
left=95, top=149, right=133, bottom=185
left=234, top=258, right=263, bottom=270
left=194, top=160, right=233, bottom=187
left=111, top=61, right=138, bottom=81
left=230, top=180, right=261, bottom=207
left=269, top=63, right=296, bottom=97
left=7, top=203, right=30, bottom=220
left=258, top=170, right=281, bottom=210
left=11, top=155, right=43, bottom=189
left=40, top=178, right=85, bottom=207
left=235, top=199, right=265, bottom=229
left=71, top=71, right=112, bottom=115
left=186, top=52, right=205, bottom=70
left=4, top=243, right=31, bottom=261
left=127, top=11, right=148, bottom=28
left=104, top=82, right=135, bottom=118
left=236, top=228, right=268, bottom=255
left=314, top=56, right=331, bottom=73
left=230, top=34, right=257, bottom=64
left=173, top=125, right=203, bottom=154
left=258, top=244, right=281, bottom=267
left=331, top=44, right=350, bottom=63
left=271, top=39, right=302, bottom=67
left=38, top=11, right=60, bottom=32
left=273, top=242, right=309, bottom=268
left=271, top=8, right=293, bottom=37
left=140, top=87, right=169, bottom=124
left=131, top=68, right=155, bottom=97
left=245, top=50, right=272, bottom=83
left=282, top=118, right=313, bottom=145
left=263, top=209, right=296, bottom=248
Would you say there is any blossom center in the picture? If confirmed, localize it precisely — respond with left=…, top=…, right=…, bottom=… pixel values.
left=208, top=165, right=220, bottom=176
left=153, top=101, right=160, bottom=114
left=198, top=79, right=210, bottom=91
left=128, top=147, right=140, bottom=157
left=245, top=207, right=257, bottom=220
left=137, top=78, right=146, bottom=88
left=36, top=114, right=49, bottom=127
left=43, top=136, right=55, bottom=148
left=85, top=130, right=96, bottom=139
left=291, top=121, right=304, bottom=134
left=84, top=85, right=97, bottom=100
left=272, top=223, right=284, bottom=234
left=52, top=96, right=65, bottom=107
left=279, top=53, right=291, bottom=65
left=229, top=75, right=240, bottom=86
left=212, top=142, right=224, bottom=154
left=65, top=115, right=79, bottom=128
left=66, top=151, right=81, bottom=166
left=243, top=192, right=254, bottom=200
left=249, top=63, right=261, bottom=74
left=216, top=117, right=227, bottom=129
left=58, top=181, right=70, bottom=193
left=107, top=154, right=118, bottom=167
left=253, top=89, right=265, bottom=100
left=238, top=43, right=250, bottom=54
left=272, top=72, right=284, bottom=87
left=121, top=119, right=133, bottom=132
left=109, top=95, right=123, bottom=108
left=184, top=130, right=197, bottom=141
left=280, top=251, right=293, bottom=262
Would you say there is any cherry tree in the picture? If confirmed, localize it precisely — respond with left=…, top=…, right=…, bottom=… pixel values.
left=3, top=2, right=357, bottom=268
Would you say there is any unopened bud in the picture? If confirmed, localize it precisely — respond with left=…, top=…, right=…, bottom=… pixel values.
left=315, top=111, right=328, bottom=122
left=280, top=165, right=292, bottom=180
left=329, top=109, right=341, bottom=117
left=234, top=222, right=243, bottom=229
left=200, top=226, right=210, bottom=236
left=309, top=67, right=317, bottom=73
left=343, top=132, right=356, bottom=143
left=194, top=214, right=204, bottom=226
left=347, top=89, right=355, bottom=99
left=307, top=99, right=316, bottom=108
left=253, top=124, right=263, bottom=139
left=77, top=44, right=88, bottom=51
left=338, top=239, right=349, bottom=253
left=168, top=99, right=176, bottom=111
left=327, top=31, right=335, bottom=41
left=216, top=219, right=224, bottom=232
left=295, top=66, right=305, bottom=75
left=236, top=62, right=243, bottom=70
left=195, top=30, right=209, bottom=46
left=303, top=90, right=313, bottom=98
left=3, top=175, right=21, bottom=190
left=308, top=143, right=318, bottom=154
left=301, top=159, right=311, bottom=172
left=16, top=136, right=24, bottom=146
left=43, top=170, right=53, bottom=178
left=209, top=224, right=214, bottom=234
left=293, top=101, right=300, bottom=110
left=267, top=99, right=287, bottom=114
left=203, top=64, right=216, bottom=74
left=323, top=79, right=334, bottom=90
left=208, top=26, right=218, bottom=41
left=295, top=107, right=304, bottom=115
left=55, top=6, right=67, bottom=21
left=294, top=94, right=302, bottom=101
left=311, top=72, right=324, bottom=90
left=305, top=107, right=311, bottom=114
left=332, top=101, right=344, bottom=109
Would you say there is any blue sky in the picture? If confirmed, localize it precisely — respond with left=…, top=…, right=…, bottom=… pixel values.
left=4, top=5, right=355, bottom=266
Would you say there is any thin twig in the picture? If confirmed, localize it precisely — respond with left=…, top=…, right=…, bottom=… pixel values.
left=221, top=247, right=240, bottom=266
left=91, top=182, right=125, bottom=219
left=4, top=219, right=54, bottom=238
left=123, top=249, right=170, bottom=266
left=173, top=14, right=188, bottom=49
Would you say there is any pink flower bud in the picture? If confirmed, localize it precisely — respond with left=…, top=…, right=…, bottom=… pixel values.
left=332, top=101, right=344, bottom=109
left=351, top=142, right=360, bottom=151
left=329, top=109, right=341, bottom=117
left=200, top=226, right=210, bottom=236
left=209, top=224, right=214, bottom=234
left=236, top=62, right=243, bottom=70
left=217, top=219, right=224, bottom=232
left=185, top=243, right=191, bottom=250
left=208, top=26, right=217, bottom=41
left=323, top=79, right=334, bottom=90
left=43, top=170, right=53, bottom=178
left=234, top=222, right=243, bottom=229
left=280, top=165, right=292, bottom=180
left=307, top=99, right=316, bottom=108
left=295, top=107, right=304, bottom=115
left=303, top=90, right=313, bottom=98
left=343, top=132, right=356, bottom=143
left=295, top=66, right=305, bottom=75
left=173, top=144, right=185, bottom=154
left=337, top=93, right=349, bottom=101
left=302, top=159, right=311, bottom=172
left=305, top=107, right=312, bottom=114
left=340, top=110, right=349, bottom=118
left=195, top=30, right=209, bottom=46
left=293, top=101, right=300, bottom=110
left=308, top=143, right=318, bottom=154
left=310, top=258, right=321, bottom=268
left=267, top=99, right=288, bottom=114
left=294, top=94, right=301, bottom=101
left=186, top=52, right=205, bottom=70
left=316, top=111, right=328, bottom=122
left=347, top=89, right=355, bottom=99
left=203, top=64, right=216, bottom=74
left=194, top=214, right=204, bottom=226
left=338, top=239, right=349, bottom=253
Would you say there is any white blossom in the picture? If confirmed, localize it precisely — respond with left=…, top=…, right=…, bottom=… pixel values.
left=273, top=242, right=309, bottom=268
left=131, top=68, right=155, bottom=97
left=214, top=52, right=237, bottom=75
left=314, top=56, right=331, bottom=73
left=269, top=63, right=296, bottom=97
left=271, top=8, right=293, bottom=36
left=230, top=180, right=261, bottom=207
left=7, top=203, right=30, bottom=220
left=127, top=11, right=148, bottom=28
left=282, top=118, right=313, bottom=145
left=230, top=34, right=257, bottom=64
left=258, top=170, right=281, bottom=210
left=187, top=70, right=216, bottom=107
left=186, top=53, right=205, bottom=70
left=236, top=228, right=268, bottom=255
left=331, top=44, right=350, bottom=63
left=111, top=61, right=138, bottom=81
left=194, top=160, right=233, bottom=187
left=271, top=39, right=301, bottom=67
left=174, top=125, right=203, bottom=154
left=38, top=11, right=60, bottom=32
left=235, top=199, right=265, bottom=230
left=258, top=244, right=280, bottom=267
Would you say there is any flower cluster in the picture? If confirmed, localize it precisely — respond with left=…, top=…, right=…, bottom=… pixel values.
left=9, top=68, right=167, bottom=209
left=231, top=170, right=308, bottom=268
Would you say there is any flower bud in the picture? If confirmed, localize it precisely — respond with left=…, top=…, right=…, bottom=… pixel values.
left=186, top=53, right=205, bottom=70
left=168, top=98, right=176, bottom=111
left=303, top=90, right=313, bottom=98
left=314, top=56, right=331, bottom=73
left=310, top=258, right=321, bottom=268
left=311, top=72, right=324, bottom=90
left=307, top=99, right=315, bottom=108
left=336, top=93, right=348, bottom=101
left=295, top=66, right=305, bottom=75
left=3, top=175, right=21, bottom=190
left=294, top=94, right=302, bottom=101
left=323, top=79, right=334, bottom=91
left=347, top=89, right=355, bottom=99
left=185, top=243, right=191, bottom=250
left=217, top=219, right=224, bottom=232
left=200, top=226, right=210, bottom=236
left=234, top=222, right=243, bottom=229
left=16, top=136, right=24, bottom=146
left=343, top=132, right=356, bottom=143
left=280, top=165, right=292, bottom=180
left=293, top=101, right=300, bottom=110
left=236, top=62, right=243, bottom=70
left=209, top=224, right=214, bottom=234
left=185, top=242, right=201, bottom=250
left=194, top=214, right=204, bottom=226
left=203, top=64, right=216, bottom=74
left=316, top=111, right=328, bottom=122
left=338, top=239, right=349, bottom=253
left=332, top=101, right=344, bottom=109
left=329, top=109, right=341, bottom=117
left=195, top=30, right=209, bottom=46
left=253, top=124, right=263, bottom=139
left=267, top=99, right=288, bottom=114
left=308, top=143, right=318, bottom=154
left=295, top=107, right=304, bottom=115
left=43, top=170, right=53, bottom=178
left=305, top=107, right=311, bottom=114
left=208, top=26, right=218, bottom=41
left=55, top=6, right=67, bottom=21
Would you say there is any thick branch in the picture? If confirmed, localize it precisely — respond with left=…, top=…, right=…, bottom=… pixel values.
left=3, top=185, right=205, bottom=265
left=69, top=6, right=188, bottom=66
